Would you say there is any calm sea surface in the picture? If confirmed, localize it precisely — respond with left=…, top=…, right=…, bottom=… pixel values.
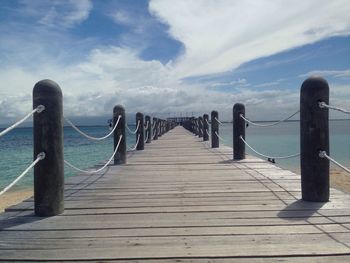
left=0, top=120, right=349, bottom=190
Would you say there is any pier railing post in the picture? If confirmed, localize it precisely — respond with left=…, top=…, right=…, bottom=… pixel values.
left=33, top=79, right=64, bottom=216
left=136, top=112, right=144, bottom=150
left=203, top=114, right=209, bottom=141
left=145, top=115, right=151, bottom=143
left=211, top=111, right=219, bottom=148
left=198, top=116, right=203, bottom=138
left=153, top=117, right=158, bottom=140
left=157, top=119, right=162, bottom=137
left=233, top=103, right=246, bottom=160
left=114, top=105, right=126, bottom=164
left=194, top=118, right=199, bottom=136
left=300, top=77, right=329, bottom=202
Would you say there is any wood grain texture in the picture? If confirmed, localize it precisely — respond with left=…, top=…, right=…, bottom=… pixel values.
left=1, top=126, right=350, bottom=262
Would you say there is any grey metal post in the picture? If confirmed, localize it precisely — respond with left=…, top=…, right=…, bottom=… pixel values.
left=153, top=117, right=158, bottom=140
left=233, top=103, right=245, bottom=160
left=211, top=111, right=219, bottom=148
left=300, top=77, right=329, bottom=202
left=113, top=105, right=126, bottom=164
left=136, top=112, right=144, bottom=150
left=33, top=79, right=64, bottom=216
left=203, top=114, right=209, bottom=141
left=145, top=115, right=152, bottom=143
left=198, top=116, right=203, bottom=138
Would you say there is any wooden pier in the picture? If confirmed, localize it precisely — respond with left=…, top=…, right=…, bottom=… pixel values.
left=1, top=126, right=350, bottom=262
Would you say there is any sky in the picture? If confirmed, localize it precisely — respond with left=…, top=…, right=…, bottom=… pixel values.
left=0, top=0, right=350, bottom=125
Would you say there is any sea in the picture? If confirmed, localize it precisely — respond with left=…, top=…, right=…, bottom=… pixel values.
left=0, top=120, right=349, bottom=191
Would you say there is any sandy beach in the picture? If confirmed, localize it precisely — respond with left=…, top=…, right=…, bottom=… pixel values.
left=0, top=188, right=33, bottom=213
left=0, top=169, right=349, bottom=213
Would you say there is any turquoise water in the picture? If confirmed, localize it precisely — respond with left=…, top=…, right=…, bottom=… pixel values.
left=0, top=120, right=349, bottom=190
left=219, top=120, right=350, bottom=172
left=0, top=125, right=139, bottom=190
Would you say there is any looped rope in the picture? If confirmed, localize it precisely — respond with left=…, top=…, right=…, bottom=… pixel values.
left=240, top=110, right=300, bottom=127
left=214, top=117, right=223, bottom=125
left=144, top=131, right=149, bottom=143
left=214, top=131, right=227, bottom=143
left=205, top=129, right=210, bottom=137
left=240, top=136, right=300, bottom=159
left=319, top=151, right=350, bottom=174
left=64, top=135, right=123, bottom=174
left=64, top=115, right=121, bottom=141
left=205, top=119, right=210, bottom=126
left=128, top=134, right=141, bottom=151
left=0, top=152, right=45, bottom=195
left=0, top=105, right=45, bottom=137
left=144, top=120, right=149, bottom=130
left=152, top=121, right=157, bottom=130
left=126, top=120, right=140, bottom=134
left=319, top=102, right=350, bottom=115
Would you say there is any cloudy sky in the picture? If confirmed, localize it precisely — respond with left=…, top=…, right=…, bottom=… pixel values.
left=1, top=0, right=350, bottom=125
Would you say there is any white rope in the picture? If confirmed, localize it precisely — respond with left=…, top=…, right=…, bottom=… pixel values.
left=128, top=134, right=141, bottom=151
left=0, top=152, right=45, bottom=196
left=144, top=131, right=149, bottom=143
left=214, top=117, right=223, bottom=125
left=152, top=121, right=157, bottom=130
left=144, top=121, right=149, bottom=130
left=205, top=119, right=210, bottom=126
left=205, top=129, right=210, bottom=137
left=0, top=105, right=45, bottom=137
left=319, top=102, right=350, bottom=115
left=240, top=110, right=300, bottom=127
left=319, top=151, right=350, bottom=174
left=64, top=135, right=123, bottom=174
left=126, top=120, right=140, bottom=134
left=64, top=115, right=121, bottom=141
left=240, top=136, right=300, bottom=160
left=214, top=131, right=227, bottom=143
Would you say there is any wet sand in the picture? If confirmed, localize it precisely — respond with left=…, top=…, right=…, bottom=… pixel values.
left=0, top=169, right=349, bottom=213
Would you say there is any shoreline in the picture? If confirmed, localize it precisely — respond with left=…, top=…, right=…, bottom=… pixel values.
left=0, top=169, right=349, bottom=213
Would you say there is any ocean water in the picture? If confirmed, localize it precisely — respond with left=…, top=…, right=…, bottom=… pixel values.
left=0, top=120, right=349, bottom=190
left=0, top=125, right=139, bottom=190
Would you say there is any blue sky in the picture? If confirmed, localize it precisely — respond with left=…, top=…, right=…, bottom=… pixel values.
left=0, top=0, right=350, bottom=124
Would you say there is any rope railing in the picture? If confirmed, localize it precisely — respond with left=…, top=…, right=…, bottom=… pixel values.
left=215, top=131, right=227, bottom=143
left=319, top=102, right=350, bottom=115
left=144, top=120, right=149, bottom=130
left=319, top=151, right=350, bottom=174
left=205, top=119, right=210, bottom=126
left=126, top=120, right=140, bottom=134
left=205, top=129, right=210, bottom=137
left=240, top=110, right=300, bottom=127
left=64, top=115, right=121, bottom=141
left=0, top=105, right=45, bottom=137
left=214, top=117, right=223, bottom=125
left=144, top=131, right=149, bottom=143
left=64, top=135, right=123, bottom=174
left=240, top=136, right=300, bottom=160
left=0, top=152, right=45, bottom=196
left=128, top=134, right=141, bottom=151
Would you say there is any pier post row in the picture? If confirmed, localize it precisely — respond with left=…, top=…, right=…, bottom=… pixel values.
left=211, top=110, right=219, bottom=148
left=136, top=112, right=144, bottom=150
left=233, top=103, right=246, bottom=160
left=198, top=116, right=203, bottom=138
left=153, top=117, right=158, bottom=140
left=157, top=119, right=162, bottom=137
left=203, top=114, right=209, bottom=141
left=300, top=77, right=329, bottom=202
left=194, top=118, right=199, bottom=136
left=113, top=105, right=126, bottom=164
left=33, top=79, right=64, bottom=216
left=145, top=115, right=152, bottom=143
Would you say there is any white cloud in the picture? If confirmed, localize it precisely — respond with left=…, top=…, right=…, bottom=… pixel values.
left=210, top=78, right=249, bottom=88
left=20, top=0, right=92, bottom=28
left=149, top=0, right=350, bottom=78
left=300, top=69, right=350, bottom=78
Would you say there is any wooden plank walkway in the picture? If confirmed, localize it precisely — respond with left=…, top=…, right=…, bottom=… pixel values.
left=1, top=126, right=350, bottom=262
